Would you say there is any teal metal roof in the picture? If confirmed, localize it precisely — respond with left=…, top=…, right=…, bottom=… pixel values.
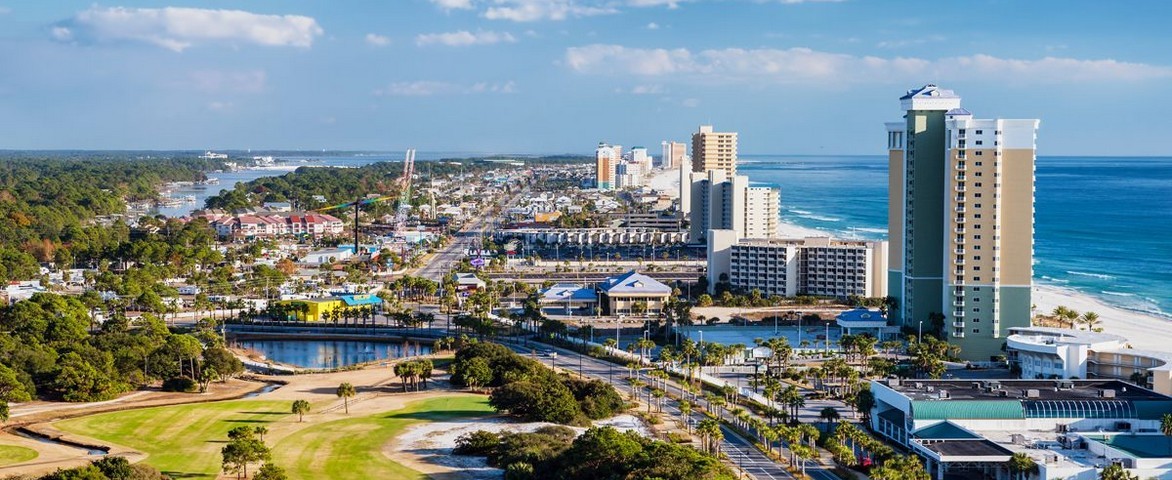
left=337, top=294, right=383, bottom=307
left=912, top=400, right=1025, bottom=420
left=913, top=421, right=981, bottom=440
left=1134, top=401, right=1172, bottom=420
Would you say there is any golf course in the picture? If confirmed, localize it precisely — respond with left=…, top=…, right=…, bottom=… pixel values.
left=53, top=393, right=493, bottom=479
left=0, top=445, right=38, bottom=467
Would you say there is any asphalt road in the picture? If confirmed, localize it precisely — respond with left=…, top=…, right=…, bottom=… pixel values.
left=507, top=340, right=809, bottom=480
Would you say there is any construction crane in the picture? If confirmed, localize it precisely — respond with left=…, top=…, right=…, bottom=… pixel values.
left=311, top=149, right=415, bottom=255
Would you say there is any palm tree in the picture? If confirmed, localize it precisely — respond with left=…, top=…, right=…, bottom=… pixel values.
left=1080, top=311, right=1102, bottom=330
left=1008, top=452, right=1039, bottom=480
left=291, top=400, right=311, bottom=422
left=678, top=400, right=693, bottom=432
left=336, top=382, right=356, bottom=414
left=1098, top=463, right=1139, bottom=480
left=697, top=418, right=723, bottom=455
left=820, top=406, right=840, bottom=429
left=1162, top=413, right=1172, bottom=455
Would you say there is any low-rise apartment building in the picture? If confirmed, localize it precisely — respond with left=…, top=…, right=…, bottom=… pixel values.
left=1007, top=326, right=1172, bottom=395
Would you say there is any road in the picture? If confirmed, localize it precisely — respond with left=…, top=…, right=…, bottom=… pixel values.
left=507, top=340, right=806, bottom=480
left=415, top=192, right=521, bottom=282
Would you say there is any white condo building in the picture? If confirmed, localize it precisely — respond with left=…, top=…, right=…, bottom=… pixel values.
left=707, top=231, right=888, bottom=298
left=687, top=169, right=780, bottom=243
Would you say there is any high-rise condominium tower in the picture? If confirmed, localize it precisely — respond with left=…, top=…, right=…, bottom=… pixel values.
left=886, top=85, right=1039, bottom=361
left=691, top=125, right=737, bottom=176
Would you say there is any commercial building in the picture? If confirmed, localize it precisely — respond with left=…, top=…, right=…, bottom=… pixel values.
left=615, top=161, right=644, bottom=189
left=691, top=125, right=737, bottom=176
left=199, top=212, right=345, bottom=238
left=595, top=143, right=618, bottom=190
left=886, top=84, right=1040, bottom=361
left=661, top=140, right=686, bottom=170
left=1006, top=326, right=1172, bottom=396
left=871, top=378, right=1172, bottom=480
left=276, top=294, right=384, bottom=322
left=538, top=283, right=598, bottom=315
left=629, top=146, right=652, bottom=174
left=688, top=169, right=780, bottom=242
left=706, top=232, right=888, bottom=298
left=598, top=270, right=671, bottom=316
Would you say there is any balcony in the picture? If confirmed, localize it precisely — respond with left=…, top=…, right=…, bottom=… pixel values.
left=955, top=186, right=967, bottom=193
left=954, top=290, right=965, bottom=297
left=953, top=311, right=965, bottom=317
left=953, top=321, right=966, bottom=328
left=955, top=206, right=966, bottom=213
left=954, top=248, right=965, bottom=255
left=954, top=217, right=966, bottom=224
left=955, top=175, right=967, bottom=181
left=954, top=238, right=965, bottom=245
left=953, top=300, right=965, bottom=307
left=954, top=227, right=966, bottom=234
left=956, top=164, right=967, bottom=171
left=953, top=331, right=965, bottom=338
left=954, top=259, right=965, bottom=266
left=954, top=197, right=966, bottom=202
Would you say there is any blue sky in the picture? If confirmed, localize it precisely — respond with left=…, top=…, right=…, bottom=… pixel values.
left=1, top=0, right=1171, bottom=155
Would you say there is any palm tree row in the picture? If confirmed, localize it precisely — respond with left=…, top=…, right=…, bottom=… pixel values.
left=392, top=359, right=434, bottom=392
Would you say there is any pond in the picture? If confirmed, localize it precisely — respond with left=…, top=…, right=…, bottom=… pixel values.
left=232, top=339, right=432, bottom=369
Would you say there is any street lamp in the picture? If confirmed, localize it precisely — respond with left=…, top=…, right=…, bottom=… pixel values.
left=918, top=320, right=923, bottom=342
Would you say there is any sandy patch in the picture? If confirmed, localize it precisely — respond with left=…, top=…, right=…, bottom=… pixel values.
left=386, top=414, right=651, bottom=479
left=1033, top=284, right=1172, bottom=352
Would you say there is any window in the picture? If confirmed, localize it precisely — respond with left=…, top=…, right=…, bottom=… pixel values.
left=974, top=235, right=982, bottom=239
left=975, top=140, right=983, bottom=146
left=975, top=182, right=983, bottom=187
left=975, top=214, right=982, bottom=219
left=972, top=329, right=980, bottom=334
left=975, top=161, right=983, bottom=166
left=975, top=203, right=982, bottom=208
left=975, top=193, right=983, bottom=198
left=973, top=318, right=979, bottom=322
left=975, top=130, right=983, bottom=134
left=975, top=172, right=983, bottom=177
left=974, top=266, right=981, bottom=271
left=975, top=151, right=984, bottom=156
left=974, top=256, right=982, bottom=260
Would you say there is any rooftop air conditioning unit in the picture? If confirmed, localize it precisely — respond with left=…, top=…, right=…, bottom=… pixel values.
left=1100, top=389, right=1116, bottom=398
left=1027, top=389, right=1041, bottom=398
left=938, top=390, right=949, bottom=399
left=998, top=390, right=1010, bottom=397
left=915, top=382, right=924, bottom=389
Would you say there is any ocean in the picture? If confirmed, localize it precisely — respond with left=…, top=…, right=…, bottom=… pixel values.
left=163, top=152, right=1171, bottom=321
left=740, top=155, right=1172, bottom=321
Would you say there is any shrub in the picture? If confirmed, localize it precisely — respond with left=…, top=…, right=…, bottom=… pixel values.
left=161, top=376, right=198, bottom=393
left=454, top=430, right=501, bottom=456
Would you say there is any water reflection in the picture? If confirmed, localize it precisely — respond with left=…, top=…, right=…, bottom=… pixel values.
left=234, top=339, right=432, bottom=369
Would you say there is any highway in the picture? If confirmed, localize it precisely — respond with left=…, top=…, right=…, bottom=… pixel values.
left=415, top=192, right=521, bottom=282
left=507, top=340, right=805, bottom=480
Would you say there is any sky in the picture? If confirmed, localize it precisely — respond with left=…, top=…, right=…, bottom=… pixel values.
left=1, top=0, right=1171, bottom=155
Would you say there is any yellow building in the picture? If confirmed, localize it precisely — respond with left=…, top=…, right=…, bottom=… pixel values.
left=277, top=294, right=383, bottom=322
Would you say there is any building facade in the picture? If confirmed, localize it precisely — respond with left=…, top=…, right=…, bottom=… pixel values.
left=599, top=270, right=671, bottom=315
left=886, top=84, right=1040, bottom=361
left=595, top=143, right=618, bottom=190
left=707, top=232, right=888, bottom=298
left=1006, top=327, right=1172, bottom=396
left=688, top=170, right=780, bottom=242
left=691, top=125, right=737, bottom=176
left=661, top=140, right=686, bottom=170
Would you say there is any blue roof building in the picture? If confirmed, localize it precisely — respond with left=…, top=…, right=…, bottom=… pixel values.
left=599, top=270, right=671, bottom=316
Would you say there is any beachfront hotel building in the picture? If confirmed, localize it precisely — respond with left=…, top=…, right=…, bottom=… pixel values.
left=595, top=142, right=619, bottom=190
left=707, top=231, right=888, bottom=298
left=1006, top=326, right=1172, bottom=396
left=691, top=125, right=737, bottom=176
left=661, top=140, right=686, bottom=170
left=886, top=84, right=1040, bottom=361
left=687, top=169, right=780, bottom=242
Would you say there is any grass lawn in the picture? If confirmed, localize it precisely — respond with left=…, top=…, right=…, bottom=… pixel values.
left=55, top=400, right=290, bottom=479
left=0, top=445, right=38, bottom=466
left=274, top=395, right=493, bottom=480
left=54, top=394, right=493, bottom=480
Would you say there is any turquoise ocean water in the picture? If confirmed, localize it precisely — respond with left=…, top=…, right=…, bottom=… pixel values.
left=739, top=155, right=1172, bottom=321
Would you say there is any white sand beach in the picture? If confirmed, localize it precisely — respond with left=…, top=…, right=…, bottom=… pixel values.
left=1032, top=284, right=1172, bottom=351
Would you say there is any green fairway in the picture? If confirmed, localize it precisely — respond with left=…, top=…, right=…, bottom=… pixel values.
left=0, top=445, right=38, bottom=466
left=55, top=400, right=291, bottom=479
left=273, top=395, right=494, bottom=480
left=54, top=394, right=493, bottom=480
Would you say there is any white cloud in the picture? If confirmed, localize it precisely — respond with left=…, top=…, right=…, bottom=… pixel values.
left=564, top=44, right=1172, bottom=84
left=429, top=0, right=475, bottom=9
left=55, top=6, right=323, bottom=52
left=375, top=80, right=517, bottom=96
left=645, top=22, right=660, bottom=30
left=365, top=33, right=391, bottom=47
left=207, top=101, right=234, bottom=112
left=189, top=70, right=268, bottom=93
left=484, top=1, right=618, bottom=22
left=617, top=84, right=665, bottom=95
left=416, top=30, right=516, bottom=47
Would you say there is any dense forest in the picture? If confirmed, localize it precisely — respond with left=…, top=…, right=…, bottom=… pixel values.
left=0, top=156, right=221, bottom=283
left=202, top=155, right=590, bottom=214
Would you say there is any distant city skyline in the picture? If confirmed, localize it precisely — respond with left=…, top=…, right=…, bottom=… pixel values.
left=2, top=1, right=1172, bottom=155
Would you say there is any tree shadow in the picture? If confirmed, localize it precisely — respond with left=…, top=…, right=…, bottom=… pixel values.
left=223, top=419, right=273, bottom=424
left=236, top=411, right=287, bottom=415
left=161, top=471, right=206, bottom=479
left=383, top=410, right=498, bottom=421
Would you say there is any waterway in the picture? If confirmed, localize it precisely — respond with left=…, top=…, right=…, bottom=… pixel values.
left=233, top=339, right=432, bottom=369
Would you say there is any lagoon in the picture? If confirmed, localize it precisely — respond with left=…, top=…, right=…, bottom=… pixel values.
left=233, top=339, right=432, bottom=369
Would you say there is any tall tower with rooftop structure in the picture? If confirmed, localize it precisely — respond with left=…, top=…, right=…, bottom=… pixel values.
left=886, top=85, right=1039, bottom=361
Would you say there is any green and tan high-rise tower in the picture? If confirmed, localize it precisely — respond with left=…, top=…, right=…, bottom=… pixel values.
left=886, top=85, right=1039, bottom=361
